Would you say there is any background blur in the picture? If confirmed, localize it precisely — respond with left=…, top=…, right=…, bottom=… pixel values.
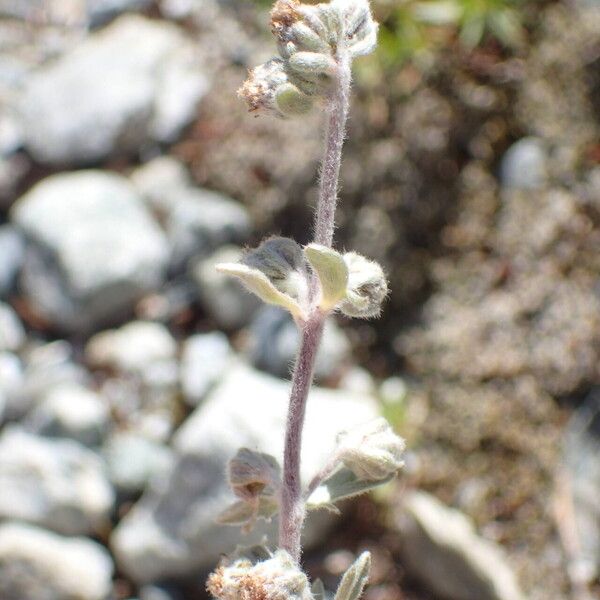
left=0, top=0, right=599, bottom=599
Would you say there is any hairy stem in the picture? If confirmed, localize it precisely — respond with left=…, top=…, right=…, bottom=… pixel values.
left=279, top=314, right=325, bottom=561
left=279, top=53, right=352, bottom=562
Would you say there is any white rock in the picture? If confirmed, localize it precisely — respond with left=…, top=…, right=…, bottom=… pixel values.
left=166, top=188, right=251, bottom=268
left=86, top=321, right=177, bottom=374
left=0, top=521, right=113, bottom=600
left=0, top=428, right=114, bottom=535
left=24, top=383, right=110, bottom=446
left=180, top=331, right=232, bottom=406
left=246, top=306, right=350, bottom=380
left=0, top=302, right=25, bottom=352
left=103, top=432, right=175, bottom=494
left=395, top=491, right=526, bottom=600
left=11, top=340, right=90, bottom=420
left=111, top=362, right=380, bottom=583
left=0, top=226, right=24, bottom=298
left=12, top=171, right=169, bottom=332
left=500, top=137, right=548, bottom=190
left=192, top=246, right=261, bottom=330
left=18, top=14, right=209, bottom=164
left=0, top=351, right=24, bottom=421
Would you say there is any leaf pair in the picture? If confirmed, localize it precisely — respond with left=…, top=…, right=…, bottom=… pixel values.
left=217, top=448, right=282, bottom=533
left=217, top=237, right=388, bottom=322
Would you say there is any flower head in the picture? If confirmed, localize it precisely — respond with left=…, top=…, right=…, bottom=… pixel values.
left=207, top=549, right=313, bottom=600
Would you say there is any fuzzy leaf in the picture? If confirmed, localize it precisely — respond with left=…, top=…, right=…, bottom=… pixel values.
left=216, top=496, right=279, bottom=527
left=304, top=244, right=349, bottom=311
left=334, top=552, right=371, bottom=600
left=312, top=578, right=327, bottom=600
left=306, top=466, right=394, bottom=509
left=216, top=263, right=305, bottom=319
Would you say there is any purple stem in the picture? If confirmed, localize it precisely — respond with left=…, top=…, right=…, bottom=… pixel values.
left=279, top=54, right=352, bottom=562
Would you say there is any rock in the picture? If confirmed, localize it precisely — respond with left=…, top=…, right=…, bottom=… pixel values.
left=246, top=307, right=350, bottom=380
left=11, top=340, right=90, bottom=420
left=24, top=383, right=110, bottom=446
left=104, top=432, right=175, bottom=494
left=0, top=226, right=24, bottom=297
left=111, top=362, right=379, bottom=583
left=0, top=352, right=23, bottom=422
left=395, top=491, right=526, bottom=600
left=18, top=15, right=209, bottom=164
left=0, top=428, right=114, bottom=535
left=180, top=331, right=232, bottom=406
left=192, top=246, right=261, bottom=330
left=562, top=389, right=600, bottom=583
left=12, top=171, right=169, bottom=332
left=86, top=0, right=153, bottom=26
left=86, top=321, right=177, bottom=375
left=0, top=302, right=25, bottom=352
left=166, top=188, right=251, bottom=270
left=0, top=521, right=113, bottom=600
left=130, top=156, right=191, bottom=215
left=140, top=584, right=185, bottom=600
left=131, top=157, right=251, bottom=269
left=500, top=137, right=548, bottom=190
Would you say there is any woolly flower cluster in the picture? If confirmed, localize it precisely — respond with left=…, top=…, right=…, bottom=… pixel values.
left=239, top=0, right=378, bottom=117
left=207, top=549, right=313, bottom=600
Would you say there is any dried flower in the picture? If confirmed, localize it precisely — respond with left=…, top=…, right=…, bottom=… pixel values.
left=207, top=549, right=313, bottom=600
left=228, top=448, right=281, bottom=501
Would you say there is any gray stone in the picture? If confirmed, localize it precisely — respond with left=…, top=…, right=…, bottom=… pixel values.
left=0, top=428, right=114, bottom=535
left=104, top=432, right=175, bottom=494
left=0, top=226, right=24, bottom=298
left=86, top=321, right=177, bottom=375
left=131, top=157, right=251, bottom=269
left=130, top=156, right=191, bottom=215
left=111, top=362, right=379, bottom=583
left=395, top=491, right=526, bottom=600
left=18, top=15, right=209, bottom=164
left=180, top=331, right=232, bottom=406
left=0, top=351, right=24, bottom=420
left=500, top=137, right=548, bottom=190
left=0, top=302, right=25, bottom=352
left=0, top=521, right=113, bottom=600
left=563, top=389, right=600, bottom=584
left=167, top=188, right=251, bottom=269
left=192, top=246, right=261, bottom=330
left=11, top=340, right=90, bottom=420
left=246, top=306, right=350, bottom=380
left=12, top=171, right=169, bottom=332
left=140, top=584, right=184, bottom=600
left=86, top=0, right=153, bottom=26
left=24, top=383, right=110, bottom=446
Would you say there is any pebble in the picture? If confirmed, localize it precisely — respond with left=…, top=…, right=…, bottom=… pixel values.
left=12, top=171, right=169, bottom=332
left=0, top=521, right=113, bottom=600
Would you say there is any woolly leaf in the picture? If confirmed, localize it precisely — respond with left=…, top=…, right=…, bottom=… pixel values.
left=334, top=552, right=371, bottom=600
left=306, top=466, right=394, bottom=509
left=304, top=244, right=348, bottom=311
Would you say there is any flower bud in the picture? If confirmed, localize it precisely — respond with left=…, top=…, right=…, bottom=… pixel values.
left=338, top=252, right=387, bottom=318
left=336, top=418, right=405, bottom=481
left=207, top=549, right=313, bottom=600
left=238, top=59, right=311, bottom=118
left=227, top=448, right=281, bottom=501
left=242, top=237, right=309, bottom=303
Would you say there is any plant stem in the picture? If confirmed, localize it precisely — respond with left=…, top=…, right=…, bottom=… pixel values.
left=279, top=53, right=352, bottom=562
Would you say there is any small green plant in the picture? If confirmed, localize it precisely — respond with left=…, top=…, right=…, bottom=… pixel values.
left=377, top=0, right=525, bottom=68
left=207, top=1, right=405, bottom=599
